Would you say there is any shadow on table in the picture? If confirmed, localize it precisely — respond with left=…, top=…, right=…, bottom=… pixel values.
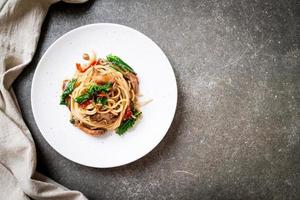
left=50, top=0, right=96, bottom=15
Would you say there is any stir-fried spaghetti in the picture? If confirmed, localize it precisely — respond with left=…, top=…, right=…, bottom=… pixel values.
left=60, top=52, right=141, bottom=136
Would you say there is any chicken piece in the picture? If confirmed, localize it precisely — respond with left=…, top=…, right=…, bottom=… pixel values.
left=62, top=80, right=69, bottom=91
left=93, top=74, right=115, bottom=85
left=90, top=113, right=117, bottom=124
left=124, top=72, right=139, bottom=94
left=66, top=97, right=71, bottom=110
left=75, top=123, right=106, bottom=136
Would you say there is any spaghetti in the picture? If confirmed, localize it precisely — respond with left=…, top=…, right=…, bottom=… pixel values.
left=60, top=52, right=141, bottom=136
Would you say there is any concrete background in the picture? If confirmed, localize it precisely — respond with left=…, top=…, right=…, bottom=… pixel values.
left=14, top=0, right=300, bottom=199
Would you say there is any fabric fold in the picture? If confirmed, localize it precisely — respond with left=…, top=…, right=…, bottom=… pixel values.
left=0, top=0, right=88, bottom=199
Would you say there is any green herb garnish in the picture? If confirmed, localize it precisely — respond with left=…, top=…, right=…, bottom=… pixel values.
left=116, top=118, right=135, bottom=135
left=74, top=93, right=90, bottom=104
left=96, top=97, right=108, bottom=105
left=60, top=79, right=77, bottom=105
left=75, top=83, right=112, bottom=104
left=116, top=111, right=142, bottom=135
left=106, top=54, right=135, bottom=74
left=134, top=111, right=142, bottom=117
left=88, top=82, right=112, bottom=94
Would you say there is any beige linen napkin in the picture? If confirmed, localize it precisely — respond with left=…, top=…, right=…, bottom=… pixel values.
left=0, top=0, right=88, bottom=199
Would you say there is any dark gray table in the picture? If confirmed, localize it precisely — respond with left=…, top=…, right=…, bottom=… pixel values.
left=14, top=0, right=300, bottom=199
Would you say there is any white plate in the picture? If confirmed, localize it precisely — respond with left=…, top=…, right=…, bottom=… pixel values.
left=31, top=23, right=177, bottom=168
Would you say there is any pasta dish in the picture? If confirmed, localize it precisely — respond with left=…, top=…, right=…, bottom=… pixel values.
left=60, top=52, right=141, bottom=136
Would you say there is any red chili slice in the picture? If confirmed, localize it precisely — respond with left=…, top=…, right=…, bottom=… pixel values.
left=76, top=63, right=84, bottom=72
left=76, top=62, right=93, bottom=73
left=90, top=60, right=97, bottom=66
left=79, top=99, right=92, bottom=108
left=123, top=107, right=133, bottom=120
left=98, top=92, right=106, bottom=97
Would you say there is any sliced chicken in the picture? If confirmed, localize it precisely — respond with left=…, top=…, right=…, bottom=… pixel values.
left=90, top=113, right=117, bottom=124
left=62, top=80, right=69, bottom=91
left=124, top=72, right=139, bottom=94
left=75, top=123, right=105, bottom=136
left=93, top=74, right=115, bottom=85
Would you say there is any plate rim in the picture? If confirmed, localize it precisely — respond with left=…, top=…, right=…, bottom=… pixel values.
left=31, top=23, right=178, bottom=168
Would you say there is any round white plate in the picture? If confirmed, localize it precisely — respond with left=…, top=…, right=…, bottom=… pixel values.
left=32, top=23, right=177, bottom=168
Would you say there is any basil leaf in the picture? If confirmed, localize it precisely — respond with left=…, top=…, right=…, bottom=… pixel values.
left=106, top=54, right=135, bottom=74
left=75, top=93, right=90, bottom=104
left=95, top=97, right=107, bottom=105
left=116, top=111, right=142, bottom=135
left=60, top=79, right=77, bottom=105
left=91, top=82, right=112, bottom=93
left=75, top=83, right=112, bottom=104
left=116, top=118, right=135, bottom=135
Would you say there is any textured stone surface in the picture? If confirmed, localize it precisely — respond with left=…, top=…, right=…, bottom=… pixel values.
left=13, top=0, right=300, bottom=199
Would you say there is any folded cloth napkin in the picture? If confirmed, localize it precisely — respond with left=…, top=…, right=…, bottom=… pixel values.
left=0, top=0, right=88, bottom=199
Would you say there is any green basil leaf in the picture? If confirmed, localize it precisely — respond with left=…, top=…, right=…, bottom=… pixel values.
left=60, top=79, right=77, bottom=105
left=106, top=54, right=135, bottom=74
